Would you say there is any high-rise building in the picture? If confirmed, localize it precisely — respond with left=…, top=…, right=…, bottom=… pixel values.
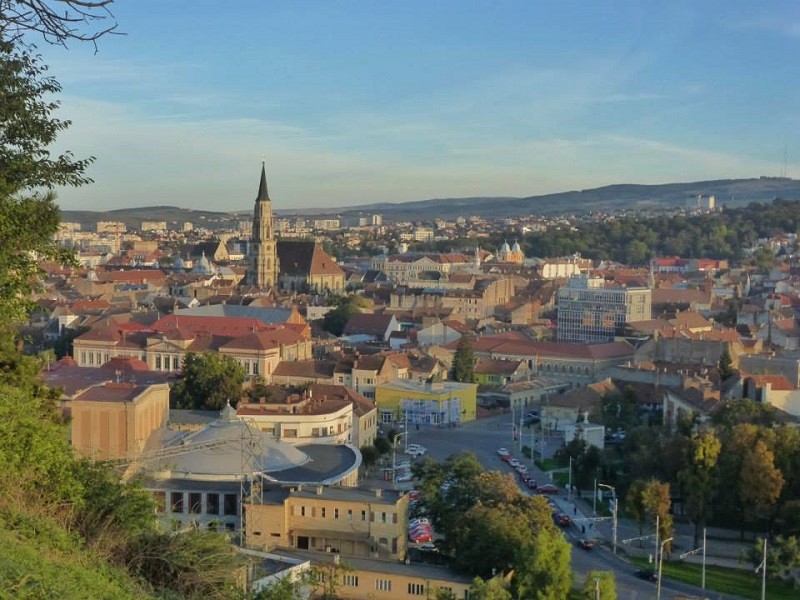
left=247, top=163, right=278, bottom=288
left=557, top=275, right=651, bottom=343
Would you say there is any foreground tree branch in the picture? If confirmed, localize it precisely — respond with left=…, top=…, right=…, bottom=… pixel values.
left=0, top=0, right=120, bottom=49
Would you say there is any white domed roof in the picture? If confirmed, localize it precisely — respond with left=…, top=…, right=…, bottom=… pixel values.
left=512, top=241, right=522, bottom=253
left=500, top=241, right=511, bottom=254
left=155, top=404, right=309, bottom=481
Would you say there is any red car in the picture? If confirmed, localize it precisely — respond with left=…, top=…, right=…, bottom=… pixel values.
left=538, top=484, right=559, bottom=495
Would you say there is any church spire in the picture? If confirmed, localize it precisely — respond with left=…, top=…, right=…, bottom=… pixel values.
left=256, top=161, right=270, bottom=203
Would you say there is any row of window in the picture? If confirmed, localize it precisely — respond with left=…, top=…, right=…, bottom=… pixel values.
left=154, top=491, right=238, bottom=517
left=344, top=577, right=453, bottom=598
left=293, top=505, right=398, bottom=523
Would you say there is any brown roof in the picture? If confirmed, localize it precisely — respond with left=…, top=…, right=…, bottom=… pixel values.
left=272, top=360, right=336, bottom=379
left=73, top=382, right=153, bottom=403
left=276, top=241, right=345, bottom=277
left=343, top=313, right=394, bottom=337
left=219, top=327, right=304, bottom=351
left=475, top=358, right=524, bottom=375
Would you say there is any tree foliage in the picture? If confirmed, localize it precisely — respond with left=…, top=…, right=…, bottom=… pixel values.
left=469, top=576, right=512, bottom=600
left=0, top=36, right=93, bottom=326
left=413, top=452, right=568, bottom=582
left=321, top=294, right=370, bottom=336
left=170, top=351, right=246, bottom=411
left=453, top=336, right=475, bottom=383
left=580, top=571, right=616, bottom=600
left=678, top=430, right=721, bottom=546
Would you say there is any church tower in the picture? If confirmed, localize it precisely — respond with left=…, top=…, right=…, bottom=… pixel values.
left=248, top=162, right=278, bottom=288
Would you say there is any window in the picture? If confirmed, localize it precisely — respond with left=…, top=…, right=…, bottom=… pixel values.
left=170, top=492, right=183, bottom=513
left=300, top=506, right=306, bottom=517
left=343, top=574, right=359, bottom=587
left=312, top=427, right=320, bottom=437
left=206, top=493, right=219, bottom=515
left=381, top=512, right=387, bottom=523
left=173, top=355, right=180, bottom=370
left=155, top=355, right=161, bottom=369
left=376, top=579, right=392, bottom=592
left=408, top=583, right=425, bottom=595
left=361, top=510, right=367, bottom=521
left=283, top=428, right=297, bottom=438
left=334, top=508, right=339, bottom=519
left=189, top=492, right=202, bottom=514
left=153, top=491, right=166, bottom=513
left=253, top=362, right=259, bottom=375
left=347, top=509, right=353, bottom=520
left=321, top=507, right=326, bottom=518
left=223, top=493, right=237, bottom=516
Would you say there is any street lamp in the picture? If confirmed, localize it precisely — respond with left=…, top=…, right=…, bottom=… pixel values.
left=598, top=483, right=617, bottom=555
left=656, top=537, right=673, bottom=600
left=593, top=577, right=600, bottom=600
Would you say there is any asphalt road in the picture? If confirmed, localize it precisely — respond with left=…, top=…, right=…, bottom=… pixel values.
left=402, top=413, right=742, bottom=600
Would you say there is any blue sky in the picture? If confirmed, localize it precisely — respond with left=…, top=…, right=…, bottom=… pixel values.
left=35, top=1, right=800, bottom=211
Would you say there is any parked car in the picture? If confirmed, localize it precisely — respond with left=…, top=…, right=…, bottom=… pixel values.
left=497, top=448, right=510, bottom=457
left=508, top=459, right=521, bottom=468
left=407, top=444, right=427, bottom=455
left=515, top=464, right=528, bottom=474
left=526, top=480, right=538, bottom=490
left=635, top=569, right=657, bottom=583
left=577, top=539, right=595, bottom=551
left=500, top=454, right=513, bottom=463
left=538, top=484, right=559, bottom=494
left=409, top=517, right=429, bottom=527
left=407, top=490, right=421, bottom=501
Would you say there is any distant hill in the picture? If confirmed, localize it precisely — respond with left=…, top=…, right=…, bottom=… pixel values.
left=60, top=177, right=800, bottom=228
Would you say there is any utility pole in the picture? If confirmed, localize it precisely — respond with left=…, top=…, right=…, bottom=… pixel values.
left=568, top=456, right=573, bottom=501
left=761, top=538, right=767, bottom=600
left=702, top=528, right=707, bottom=590
left=593, top=478, right=597, bottom=515
left=655, top=514, right=660, bottom=566
left=594, top=577, right=600, bottom=600
left=656, top=537, right=673, bottom=600
left=599, top=483, right=617, bottom=555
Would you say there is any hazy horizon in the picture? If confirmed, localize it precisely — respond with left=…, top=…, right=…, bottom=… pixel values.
left=35, top=1, right=800, bottom=211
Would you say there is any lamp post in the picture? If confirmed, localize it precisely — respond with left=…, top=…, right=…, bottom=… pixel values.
left=656, top=537, right=673, bottom=600
left=598, top=483, right=617, bottom=555
left=594, top=577, right=600, bottom=600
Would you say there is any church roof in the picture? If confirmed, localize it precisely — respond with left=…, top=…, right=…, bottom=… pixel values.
left=277, top=241, right=345, bottom=277
left=256, top=162, right=270, bottom=203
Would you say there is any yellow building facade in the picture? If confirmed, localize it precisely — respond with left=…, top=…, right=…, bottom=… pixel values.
left=375, top=379, right=477, bottom=427
left=245, top=487, right=409, bottom=561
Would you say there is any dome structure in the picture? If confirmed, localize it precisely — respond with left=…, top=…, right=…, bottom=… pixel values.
left=152, top=403, right=310, bottom=482
left=172, top=254, right=186, bottom=271
left=512, top=240, right=522, bottom=253
left=192, top=251, right=213, bottom=275
left=500, top=240, right=511, bottom=254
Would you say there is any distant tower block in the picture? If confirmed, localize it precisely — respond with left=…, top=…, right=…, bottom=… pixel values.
left=248, top=162, right=279, bottom=288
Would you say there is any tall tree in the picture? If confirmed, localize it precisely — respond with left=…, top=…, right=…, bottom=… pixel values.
left=641, top=479, right=673, bottom=554
left=740, top=440, right=784, bottom=530
left=625, top=479, right=648, bottom=536
left=717, top=346, right=738, bottom=381
left=453, top=336, right=475, bottom=383
left=0, top=36, right=93, bottom=327
left=679, top=430, right=722, bottom=547
left=513, top=527, right=572, bottom=600
left=170, top=352, right=245, bottom=411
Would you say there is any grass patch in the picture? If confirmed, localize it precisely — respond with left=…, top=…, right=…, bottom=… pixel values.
left=630, top=557, right=798, bottom=600
left=534, top=457, right=561, bottom=471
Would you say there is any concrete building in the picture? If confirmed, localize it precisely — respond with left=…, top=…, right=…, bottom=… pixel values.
left=245, top=487, right=409, bottom=561
left=236, top=384, right=378, bottom=448
left=70, top=382, right=170, bottom=460
left=557, top=275, right=651, bottom=343
left=147, top=404, right=361, bottom=532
